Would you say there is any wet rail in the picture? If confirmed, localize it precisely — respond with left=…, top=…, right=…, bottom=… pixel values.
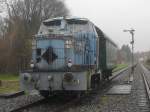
left=10, top=98, right=45, bottom=112
left=139, top=64, right=150, bottom=112
left=142, top=72, right=150, bottom=100
left=141, top=64, right=150, bottom=100
left=110, top=67, right=129, bottom=80
left=10, top=95, right=80, bottom=112
left=0, top=91, right=24, bottom=99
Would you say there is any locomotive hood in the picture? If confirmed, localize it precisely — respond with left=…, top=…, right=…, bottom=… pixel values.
left=32, top=17, right=98, bottom=71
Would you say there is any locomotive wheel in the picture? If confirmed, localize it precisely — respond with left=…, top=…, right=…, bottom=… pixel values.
left=39, top=90, right=50, bottom=98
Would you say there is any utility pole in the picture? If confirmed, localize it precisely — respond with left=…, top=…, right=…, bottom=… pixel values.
left=123, top=28, right=135, bottom=75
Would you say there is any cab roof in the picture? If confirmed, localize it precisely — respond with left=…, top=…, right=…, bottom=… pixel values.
left=43, top=17, right=89, bottom=25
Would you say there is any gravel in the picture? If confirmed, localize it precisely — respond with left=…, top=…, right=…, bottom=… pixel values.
left=0, top=95, right=43, bottom=112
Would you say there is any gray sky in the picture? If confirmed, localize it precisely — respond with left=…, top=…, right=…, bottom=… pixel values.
left=65, top=0, right=150, bottom=52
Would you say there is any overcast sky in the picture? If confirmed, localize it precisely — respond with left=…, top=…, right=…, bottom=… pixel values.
left=65, top=0, right=150, bottom=52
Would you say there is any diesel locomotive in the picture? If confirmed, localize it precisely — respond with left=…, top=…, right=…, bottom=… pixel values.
left=20, top=17, right=118, bottom=97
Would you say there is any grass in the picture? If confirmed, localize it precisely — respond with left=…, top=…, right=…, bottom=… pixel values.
left=0, top=73, right=19, bottom=81
left=113, top=64, right=128, bottom=73
left=0, top=74, right=20, bottom=94
left=0, top=81, right=20, bottom=94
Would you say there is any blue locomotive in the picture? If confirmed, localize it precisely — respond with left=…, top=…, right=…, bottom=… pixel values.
left=20, top=17, right=118, bottom=97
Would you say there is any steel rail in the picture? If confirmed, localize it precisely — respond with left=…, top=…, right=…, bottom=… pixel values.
left=10, top=98, right=46, bottom=112
left=0, top=91, right=24, bottom=99
left=9, top=95, right=79, bottom=112
left=142, top=73, right=150, bottom=100
left=110, top=67, right=129, bottom=80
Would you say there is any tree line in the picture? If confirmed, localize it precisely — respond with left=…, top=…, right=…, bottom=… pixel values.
left=117, top=44, right=132, bottom=64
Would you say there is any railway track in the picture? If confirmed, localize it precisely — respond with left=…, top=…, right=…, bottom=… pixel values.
left=8, top=67, right=129, bottom=112
left=9, top=94, right=80, bottom=112
left=110, top=67, right=129, bottom=80
left=0, top=91, right=24, bottom=99
left=141, top=64, right=150, bottom=100
left=139, top=64, right=150, bottom=112
left=10, top=97, right=46, bottom=112
left=142, top=73, right=150, bottom=100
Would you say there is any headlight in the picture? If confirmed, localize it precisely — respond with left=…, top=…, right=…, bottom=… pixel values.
left=48, top=75, right=53, bottom=81
left=30, top=63, right=34, bottom=68
left=67, top=59, right=72, bottom=68
left=30, top=60, right=35, bottom=68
